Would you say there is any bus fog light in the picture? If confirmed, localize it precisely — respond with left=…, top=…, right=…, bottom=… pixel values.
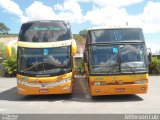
left=95, top=89, right=100, bottom=92
left=17, top=87, right=25, bottom=91
left=17, top=79, right=26, bottom=85
left=52, top=77, right=72, bottom=86
left=135, top=80, right=146, bottom=84
left=141, top=87, right=145, bottom=90
left=63, top=86, right=71, bottom=90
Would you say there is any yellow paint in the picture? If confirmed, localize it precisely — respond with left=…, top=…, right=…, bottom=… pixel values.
left=90, top=74, right=148, bottom=83
left=17, top=39, right=74, bottom=48
left=17, top=81, right=72, bottom=95
left=88, top=74, right=148, bottom=96
left=90, top=84, right=148, bottom=96
left=17, top=72, right=72, bottom=83
left=17, top=72, right=73, bottom=95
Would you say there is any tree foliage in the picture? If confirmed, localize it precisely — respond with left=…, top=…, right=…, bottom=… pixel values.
left=79, top=29, right=87, bottom=37
left=0, top=22, right=10, bottom=34
left=0, top=43, right=17, bottom=77
left=149, top=57, right=160, bottom=75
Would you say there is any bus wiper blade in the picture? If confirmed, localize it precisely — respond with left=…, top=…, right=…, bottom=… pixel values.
left=24, top=62, right=43, bottom=72
left=91, top=63, right=120, bottom=73
left=24, top=61, right=67, bottom=72
left=121, top=63, right=136, bottom=73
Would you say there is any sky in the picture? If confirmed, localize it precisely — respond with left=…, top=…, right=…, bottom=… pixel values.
left=0, top=0, right=160, bottom=53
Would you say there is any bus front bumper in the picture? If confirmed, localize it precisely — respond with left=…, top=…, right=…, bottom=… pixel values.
left=17, top=81, right=73, bottom=95
left=90, top=84, right=148, bottom=96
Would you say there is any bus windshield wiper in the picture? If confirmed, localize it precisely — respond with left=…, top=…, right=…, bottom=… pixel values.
left=24, top=61, right=67, bottom=72
left=121, top=63, right=136, bottom=73
left=91, top=63, right=119, bottom=73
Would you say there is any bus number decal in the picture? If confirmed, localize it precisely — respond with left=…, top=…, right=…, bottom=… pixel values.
left=95, top=77, right=104, bottom=81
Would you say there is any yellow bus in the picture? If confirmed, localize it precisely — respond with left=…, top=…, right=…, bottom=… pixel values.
left=84, top=27, right=150, bottom=96
left=17, top=20, right=76, bottom=95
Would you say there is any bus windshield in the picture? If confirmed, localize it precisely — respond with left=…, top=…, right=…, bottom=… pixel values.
left=89, top=44, right=147, bottom=74
left=19, top=21, right=72, bottom=42
left=18, top=46, right=71, bottom=76
left=89, top=28, right=144, bottom=43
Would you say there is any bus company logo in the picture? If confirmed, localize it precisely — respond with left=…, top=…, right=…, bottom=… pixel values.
left=34, top=79, right=46, bottom=87
left=112, top=76, right=123, bottom=85
left=34, top=79, right=42, bottom=83
left=41, top=83, right=46, bottom=87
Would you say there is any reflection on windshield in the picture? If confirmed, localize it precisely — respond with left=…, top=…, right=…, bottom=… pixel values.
left=18, top=46, right=71, bottom=75
left=19, top=21, right=72, bottom=42
left=89, top=28, right=144, bottom=43
left=120, top=44, right=147, bottom=73
left=90, top=46, right=119, bottom=74
left=89, top=44, right=147, bottom=74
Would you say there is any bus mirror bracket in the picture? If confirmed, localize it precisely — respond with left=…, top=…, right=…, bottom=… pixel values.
left=147, top=48, right=152, bottom=62
left=72, top=40, right=77, bottom=56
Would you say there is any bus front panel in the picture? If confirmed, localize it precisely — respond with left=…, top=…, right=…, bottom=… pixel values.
left=17, top=72, right=73, bottom=95
left=89, top=74, right=148, bottom=96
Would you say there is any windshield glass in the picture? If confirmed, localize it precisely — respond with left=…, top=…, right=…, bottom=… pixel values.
left=89, top=45, right=120, bottom=74
left=120, top=44, right=147, bottom=73
left=89, top=44, right=147, bottom=74
left=19, top=21, right=72, bottom=42
left=89, top=28, right=144, bottom=43
left=18, top=46, right=71, bottom=76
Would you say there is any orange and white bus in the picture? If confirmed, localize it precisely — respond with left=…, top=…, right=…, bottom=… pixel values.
left=84, top=27, right=150, bottom=96
left=17, top=20, right=76, bottom=95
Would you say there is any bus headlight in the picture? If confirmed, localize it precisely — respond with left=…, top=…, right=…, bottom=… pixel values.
left=17, top=77, right=72, bottom=87
left=94, top=81, right=107, bottom=86
left=134, top=80, right=146, bottom=84
left=50, top=77, right=72, bottom=86
left=58, top=77, right=72, bottom=85
left=17, top=79, right=27, bottom=85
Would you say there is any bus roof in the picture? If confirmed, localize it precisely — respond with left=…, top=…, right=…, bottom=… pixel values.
left=22, top=20, right=69, bottom=24
left=87, top=26, right=142, bottom=31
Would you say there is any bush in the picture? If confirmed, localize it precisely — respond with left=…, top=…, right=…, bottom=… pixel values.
left=75, top=61, right=84, bottom=75
left=0, top=44, right=17, bottom=77
left=149, top=57, right=160, bottom=75
left=0, top=42, right=7, bottom=59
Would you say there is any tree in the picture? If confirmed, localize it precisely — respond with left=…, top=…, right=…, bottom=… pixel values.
left=79, top=29, right=87, bottom=37
left=0, top=22, right=10, bottom=34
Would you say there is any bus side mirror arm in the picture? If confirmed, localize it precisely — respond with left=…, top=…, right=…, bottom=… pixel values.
left=147, top=48, right=152, bottom=62
left=148, top=52, right=152, bottom=62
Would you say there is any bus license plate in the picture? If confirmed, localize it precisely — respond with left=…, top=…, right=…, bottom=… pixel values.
left=39, top=88, right=48, bottom=93
left=115, top=88, right=125, bottom=92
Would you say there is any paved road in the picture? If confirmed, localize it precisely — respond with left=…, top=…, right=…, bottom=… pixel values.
left=0, top=76, right=160, bottom=114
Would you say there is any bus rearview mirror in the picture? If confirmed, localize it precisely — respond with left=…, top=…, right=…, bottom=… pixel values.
left=147, top=48, right=152, bottom=62
left=72, top=40, right=77, bottom=56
